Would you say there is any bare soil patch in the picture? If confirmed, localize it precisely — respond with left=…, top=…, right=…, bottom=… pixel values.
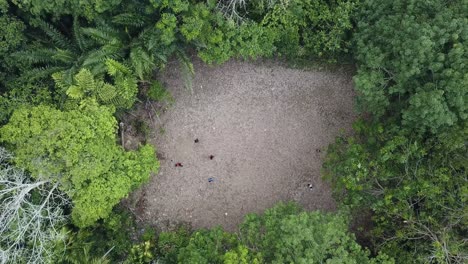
left=127, top=59, right=356, bottom=231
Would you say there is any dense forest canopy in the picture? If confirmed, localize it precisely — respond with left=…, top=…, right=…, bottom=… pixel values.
left=0, top=0, right=466, bottom=263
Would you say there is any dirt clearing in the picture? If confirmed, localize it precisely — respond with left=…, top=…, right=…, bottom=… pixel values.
left=129, top=59, right=356, bottom=231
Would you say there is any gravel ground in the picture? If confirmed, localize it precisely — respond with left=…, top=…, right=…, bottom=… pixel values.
left=130, top=59, right=356, bottom=231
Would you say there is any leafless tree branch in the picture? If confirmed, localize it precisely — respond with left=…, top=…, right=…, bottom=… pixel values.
left=0, top=148, right=70, bottom=264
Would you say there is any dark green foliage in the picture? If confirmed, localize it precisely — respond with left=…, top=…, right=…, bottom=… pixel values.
left=260, top=0, right=357, bottom=58
left=10, top=0, right=122, bottom=20
left=1, top=0, right=465, bottom=263
left=181, top=3, right=277, bottom=64
left=0, top=12, right=25, bottom=88
left=63, top=209, right=137, bottom=263
left=153, top=203, right=391, bottom=264
left=325, top=120, right=467, bottom=263
left=133, top=118, right=151, bottom=143
left=0, top=13, right=25, bottom=60
left=157, top=227, right=191, bottom=263
left=240, top=202, right=391, bottom=263
left=147, top=80, right=172, bottom=102
left=353, top=0, right=467, bottom=135
left=324, top=0, right=468, bottom=262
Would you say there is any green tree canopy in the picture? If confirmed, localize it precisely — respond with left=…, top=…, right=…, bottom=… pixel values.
left=156, top=203, right=392, bottom=264
left=353, top=0, right=467, bottom=135
left=0, top=101, right=158, bottom=227
left=240, top=202, right=392, bottom=264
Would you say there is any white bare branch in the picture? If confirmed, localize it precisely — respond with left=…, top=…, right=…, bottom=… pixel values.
left=0, top=148, right=70, bottom=264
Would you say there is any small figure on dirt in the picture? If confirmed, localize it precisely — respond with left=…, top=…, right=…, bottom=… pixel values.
left=194, top=138, right=199, bottom=143
left=175, top=162, right=183, bottom=167
left=209, top=155, right=215, bottom=160
left=307, top=183, right=314, bottom=189
left=208, top=177, right=215, bottom=183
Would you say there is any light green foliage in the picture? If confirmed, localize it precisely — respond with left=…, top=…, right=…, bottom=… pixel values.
left=55, top=63, right=137, bottom=110
left=0, top=83, right=54, bottom=124
left=180, top=3, right=212, bottom=41
left=175, top=227, right=259, bottom=264
left=240, top=202, right=389, bottom=264
left=223, top=245, right=262, bottom=264
left=156, top=13, right=178, bottom=46
left=128, top=241, right=154, bottom=263
left=353, top=0, right=468, bottom=134
left=260, top=0, right=356, bottom=57
left=0, top=103, right=159, bottom=227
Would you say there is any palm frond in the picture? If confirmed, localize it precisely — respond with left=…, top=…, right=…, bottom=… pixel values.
left=52, top=71, right=68, bottom=91
left=105, top=59, right=132, bottom=77
left=81, top=26, right=120, bottom=45
left=20, top=66, right=66, bottom=82
left=13, top=49, right=58, bottom=64
left=82, top=46, right=122, bottom=68
left=136, top=27, right=159, bottom=52
left=112, top=13, right=148, bottom=27
left=62, top=66, right=79, bottom=87
left=52, top=49, right=78, bottom=64
left=73, top=16, right=93, bottom=52
left=96, top=82, right=117, bottom=103
left=114, top=76, right=138, bottom=108
left=130, top=47, right=155, bottom=80
left=35, top=20, right=72, bottom=50
left=73, top=68, right=97, bottom=94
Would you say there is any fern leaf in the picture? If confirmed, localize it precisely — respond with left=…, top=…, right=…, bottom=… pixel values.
left=62, top=66, right=79, bottom=87
left=130, top=47, right=154, bottom=80
left=114, top=76, right=138, bottom=108
left=90, top=63, right=107, bottom=76
left=112, top=13, right=148, bottom=27
left=52, top=49, right=77, bottom=64
left=74, top=69, right=96, bottom=95
left=82, top=46, right=123, bottom=67
left=81, top=26, right=120, bottom=45
left=20, top=66, right=66, bottom=82
left=105, top=59, right=132, bottom=76
left=52, top=71, right=69, bottom=91
left=137, top=27, right=159, bottom=52
left=73, top=16, right=92, bottom=52
left=35, top=20, right=72, bottom=49
left=13, top=49, right=58, bottom=64
left=66, top=85, right=84, bottom=99
left=96, top=82, right=117, bottom=102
